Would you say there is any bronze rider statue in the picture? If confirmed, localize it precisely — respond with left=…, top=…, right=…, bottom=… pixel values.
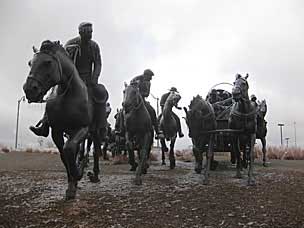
left=159, top=87, right=184, bottom=138
left=130, top=69, right=164, bottom=139
left=30, top=22, right=102, bottom=136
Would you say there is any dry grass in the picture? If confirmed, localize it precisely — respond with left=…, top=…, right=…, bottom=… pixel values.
left=23, top=147, right=59, bottom=155
left=255, top=145, right=304, bottom=160
left=0, top=145, right=11, bottom=153
left=175, top=149, right=194, bottom=162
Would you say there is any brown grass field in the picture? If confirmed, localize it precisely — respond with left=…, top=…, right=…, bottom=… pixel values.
left=1, top=145, right=304, bottom=228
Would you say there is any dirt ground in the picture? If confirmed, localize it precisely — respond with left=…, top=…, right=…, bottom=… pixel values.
left=1, top=151, right=304, bottom=228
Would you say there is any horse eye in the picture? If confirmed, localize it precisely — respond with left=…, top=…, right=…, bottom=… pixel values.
left=28, top=60, right=32, bottom=67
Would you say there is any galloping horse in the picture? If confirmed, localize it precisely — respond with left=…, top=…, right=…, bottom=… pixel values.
left=123, top=82, right=153, bottom=185
left=229, top=74, right=257, bottom=186
left=256, top=99, right=267, bottom=166
left=23, top=40, right=108, bottom=199
left=184, top=95, right=216, bottom=184
left=159, top=91, right=181, bottom=169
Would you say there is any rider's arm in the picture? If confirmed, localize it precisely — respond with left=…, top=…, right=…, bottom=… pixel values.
left=92, top=42, right=102, bottom=84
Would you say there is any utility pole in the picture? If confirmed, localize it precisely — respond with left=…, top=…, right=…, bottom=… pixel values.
left=15, top=96, right=25, bottom=149
left=278, top=123, right=284, bottom=146
left=294, top=121, right=297, bottom=147
left=285, top=137, right=290, bottom=148
left=150, top=93, right=160, bottom=148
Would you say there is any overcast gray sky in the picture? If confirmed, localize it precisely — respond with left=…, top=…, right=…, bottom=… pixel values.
left=0, top=0, right=303, bottom=149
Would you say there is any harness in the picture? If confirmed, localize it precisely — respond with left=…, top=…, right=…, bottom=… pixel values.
left=28, top=51, right=74, bottom=102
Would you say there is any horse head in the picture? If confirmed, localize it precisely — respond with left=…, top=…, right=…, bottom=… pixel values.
left=258, top=99, right=267, bottom=117
left=122, top=82, right=142, bottom=113
left=184, top=95, right=215, bottom=137
left=23, top=40, right=70, bottom=103
left=232, top=74, right=249, bottom=102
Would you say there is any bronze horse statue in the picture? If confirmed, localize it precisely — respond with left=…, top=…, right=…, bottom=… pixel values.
left=184, top=95, right=216, bottom=184
left=159, top=91, right=181, bottom=169
left=23, top=40, right=108, bottom=199
left=122, top=82, right=153, bottom=185
left=256, top=99, right=267, bottom=166
left=229, top=74, right=257, bottom=186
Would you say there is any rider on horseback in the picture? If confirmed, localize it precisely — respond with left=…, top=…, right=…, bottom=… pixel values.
left=159, top=87, right=184, bottom=138
left=30, top=22, right=103, bottom=137
left=250, top=94, right=258, bottom=110
left=130, top=69, right=164, bottom=139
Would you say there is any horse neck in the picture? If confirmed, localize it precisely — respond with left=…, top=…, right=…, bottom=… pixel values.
left=56, top=51, right=84, bottom=94
left=163, top=100, right=174, bottom=119
left=236, top=98, right=254, bottom=114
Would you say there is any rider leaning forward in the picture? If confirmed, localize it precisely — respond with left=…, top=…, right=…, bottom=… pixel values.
left=30, top=22, right=102, bottom=137
left=130, top=69, right=164, bottom=139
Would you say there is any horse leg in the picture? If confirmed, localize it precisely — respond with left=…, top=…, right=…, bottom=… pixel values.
left=232, top=136, right=242, bottom=179
left=160, top=138, right=166, bottom=165
left=134, top=133, right=151, bottom=185
left=193, top=146, right=202, bottom=174
left=169, top=137, right=176, bottom=169
left=126, top=133, right=137, bottom=171
left=63, top=127, right=89, bottom=199
left=261, top=137, right=267, bottom=167
left=51, top=129, right=71, bottom=189
left=89, top=130, right=103, bottom=183
left=247, top=134, right=256, bottom=186
left=102, top=140, right=109, bottom=160
left=203, top=135, right=214, bottom=185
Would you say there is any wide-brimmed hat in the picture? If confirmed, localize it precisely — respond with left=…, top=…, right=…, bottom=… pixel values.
left=169, top=87, right=178, bottom=93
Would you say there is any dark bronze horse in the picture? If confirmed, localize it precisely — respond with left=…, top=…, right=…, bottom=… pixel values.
left=159, top=91, right=181, bottom=169
left=184, top=95, right=216, bottom=184
left=229, top=74, right=257, bottom=186
left=122, top=82, right=153, bottom=185
left=23, top=40, right=108, bottom=199
left=256, top=99, right=267, bottom=166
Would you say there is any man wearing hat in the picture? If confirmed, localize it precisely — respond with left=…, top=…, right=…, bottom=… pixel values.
left=130, top=69, right=164, bottom=139
left=159, top=87, right=184, bottom=138
left=65, top=22, right=102, bottom=86
left=30, top=22, right=103, bottom=137
left=250, top=94, right=259, bottom=110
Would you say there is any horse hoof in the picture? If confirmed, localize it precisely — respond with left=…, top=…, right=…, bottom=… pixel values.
left=263, top=163, right=267, bottom=167
left=235, top=174, right=242, bottom=179
left=65, top=189, right=76, bottom=200
left=195, top=168, right=202, bottom=174
left=89, top=174, right=100, bottom=183
left=134, top=178, right=142, bottom=186
left=130, top=165, right=137, bottom=171
left=247, top=179, right=256, bottom=186
left=142, top=168, right=147, bottom=175
left=170, top=159, right=176, bottom=169
left=161, top=161, right=166, bottom=166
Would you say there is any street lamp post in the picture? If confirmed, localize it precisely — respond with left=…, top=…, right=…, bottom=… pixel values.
left=150, top=93, right=160, bottom=148
left=285, top=137, right=290, bottom=148
left=15, top=96, right=25, bottom=149
left=277, top=123, right=284, bottom=146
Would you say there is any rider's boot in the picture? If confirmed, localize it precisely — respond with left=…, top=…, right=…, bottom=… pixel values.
left=29, top=119, right=50, bottom=137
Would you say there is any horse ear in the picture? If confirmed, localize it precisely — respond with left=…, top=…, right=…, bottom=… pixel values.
left=124, top=82, right=128, bottom=88
left=245, top=73, right=249, bottom=79
left=32, top=46, right=38, bottom=53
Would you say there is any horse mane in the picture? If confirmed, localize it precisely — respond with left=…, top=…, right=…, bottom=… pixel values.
left=39, top=40, right=69, bottom=57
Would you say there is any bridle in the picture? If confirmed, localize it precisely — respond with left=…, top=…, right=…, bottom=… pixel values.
left=124, top=85, right=143, bottom=112
left=28, top=50, right=74, bottom=102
